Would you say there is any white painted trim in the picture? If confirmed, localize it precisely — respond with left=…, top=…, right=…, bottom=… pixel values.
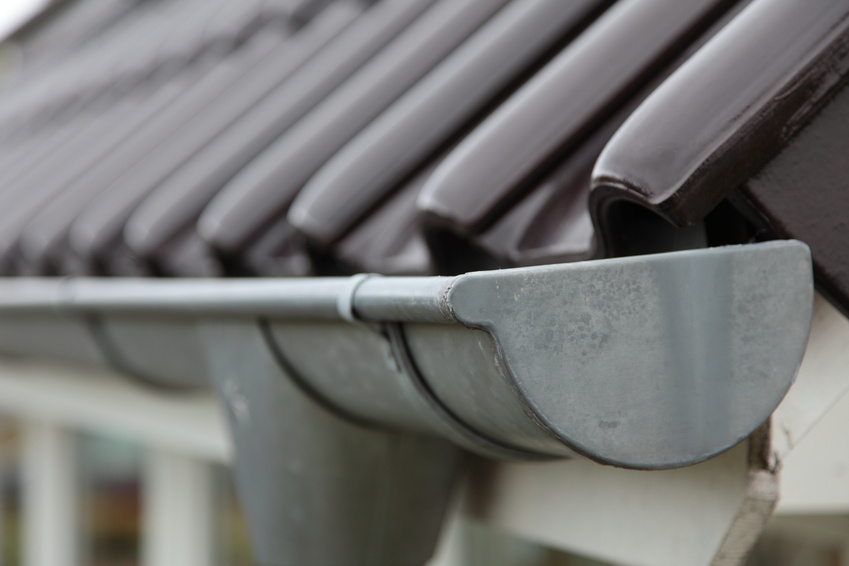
left=771, top=293, right=849, bottom=462
left=22, top=421, right=80, bottom=566
left=0, top=360, right=230, bottom=463
left=462, top=442, right=765, bottom=566
left=143, top=450, right=215, bottom=566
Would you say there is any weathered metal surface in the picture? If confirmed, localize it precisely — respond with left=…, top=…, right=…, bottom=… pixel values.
left=443, top=242, right=811, bottom=468
left=201, top=320, right=461, bottom=566
left=0, top=313, right=106, bottom=368
left=266, top=318, right=549, bottom=459
left=457, top=292, right=849, bottom=565
left=89, top=314, right=208, bottom=388
left=0, top=241, right=814, bottom=469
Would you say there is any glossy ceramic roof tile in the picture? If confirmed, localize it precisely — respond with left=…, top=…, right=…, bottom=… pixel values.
left=333, top=160, right=441, bottom=276
left=438, top=0, right=751, bottom=272
left=194, top=0, right=512, bottom=259
left=3, top=0, right=843, bottom=286
left=92, top=0, right=436, bottom=275
left=591, top=0, right=849, bottom=226
left=286, top=0, right=612, bottom=249
left=0, top=0, right=202, bottom=133
left=0, top=80, right=189, bottom=274
left=416, top=0, right=741, bottom=235
left=16, top=4, right=359, bottom=275
left=0, top=32, right=283, bottom=274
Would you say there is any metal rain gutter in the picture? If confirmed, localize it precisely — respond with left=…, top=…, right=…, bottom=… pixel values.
left=0, top=240, right=813, bottom=565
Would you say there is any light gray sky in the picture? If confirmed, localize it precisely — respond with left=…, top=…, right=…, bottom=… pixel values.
left=0, top=0, right=50, bottom=42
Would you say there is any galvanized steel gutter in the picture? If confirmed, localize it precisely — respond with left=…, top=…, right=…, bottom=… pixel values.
left=0, top=240, right=814, bottom=565
left=0, top=239, right=813, bottom=467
